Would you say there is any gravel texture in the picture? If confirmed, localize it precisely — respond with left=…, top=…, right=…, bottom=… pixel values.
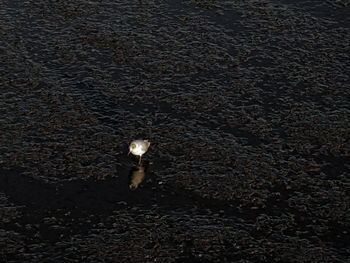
left=0, top=0, right=349, bottom=262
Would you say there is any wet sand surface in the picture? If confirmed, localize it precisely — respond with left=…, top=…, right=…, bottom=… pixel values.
left=0, top=0, right=349, bottom=262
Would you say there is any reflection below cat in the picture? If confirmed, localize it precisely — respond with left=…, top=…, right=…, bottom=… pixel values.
left=128, top=165, right=146, bottom=190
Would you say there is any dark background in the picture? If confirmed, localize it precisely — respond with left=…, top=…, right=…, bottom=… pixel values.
left=0, top=0, right=349, bottom=262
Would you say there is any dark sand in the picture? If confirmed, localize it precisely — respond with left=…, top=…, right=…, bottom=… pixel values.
left=0, top=0, right=349, bottom=262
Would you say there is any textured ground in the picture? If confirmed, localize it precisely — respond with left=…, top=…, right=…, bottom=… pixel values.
left=0, top=0, right=349, bottom=262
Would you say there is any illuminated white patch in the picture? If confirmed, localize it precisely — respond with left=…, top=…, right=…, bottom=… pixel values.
left=129, top=140, right=150, bottom=157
